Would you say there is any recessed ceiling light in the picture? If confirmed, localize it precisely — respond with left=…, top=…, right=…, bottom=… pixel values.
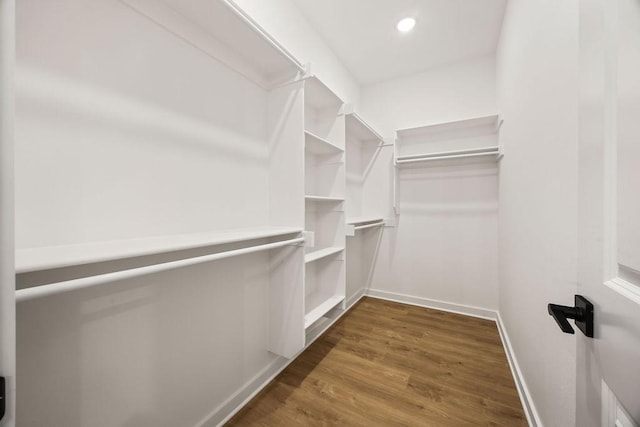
left=397, top=17, right=416, bottom=33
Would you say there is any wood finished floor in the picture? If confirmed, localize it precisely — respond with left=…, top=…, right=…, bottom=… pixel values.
left=227, top=297, right=527, bottom=426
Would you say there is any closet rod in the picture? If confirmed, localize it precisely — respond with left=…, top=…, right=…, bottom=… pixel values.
left=396, top=151, right=499, bottom=165
left=353, top=222, right=385, bottom=231
left=396, top=146, right=499, bottom=161
left=16, top=237, right=305, bottom=302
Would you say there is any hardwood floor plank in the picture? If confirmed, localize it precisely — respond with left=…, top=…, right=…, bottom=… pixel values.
left=226, top=297, right=527, bottom=426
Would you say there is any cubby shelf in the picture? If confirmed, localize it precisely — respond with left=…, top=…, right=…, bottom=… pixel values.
left=305, top=246, right=344, bottom=263
left=16, top=226, right=303, bottom=274
left=305, top=131, right=343, bottom=155
left=304, top=294, right=345, bottom=329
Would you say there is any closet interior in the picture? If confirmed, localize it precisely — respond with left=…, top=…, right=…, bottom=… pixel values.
left=12, top=0, right=507, bottom=425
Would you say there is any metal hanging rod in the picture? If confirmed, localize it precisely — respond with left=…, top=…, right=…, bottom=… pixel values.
left=396, top=149, right=500, bottom=165
left=396, top=146, right=499, bottom=162
left=353, top=221, right=385, bottom=231
left=16, top=237, right=305, bottom=302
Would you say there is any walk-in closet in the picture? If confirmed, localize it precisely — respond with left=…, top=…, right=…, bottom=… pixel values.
left=1, top=0, right=639, bottom=426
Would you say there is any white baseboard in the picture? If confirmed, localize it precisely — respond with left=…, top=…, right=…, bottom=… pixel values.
left=364, top=288, right=497, bottom=320
left=345, top=287, right=366, bottom=310
left=365, top=289, right=540, bottom=427
left=496, top=312, right=543, bottom=427
left=195, top=356, right=288, bottom=427
left=204, top=292, right=365, bottom=426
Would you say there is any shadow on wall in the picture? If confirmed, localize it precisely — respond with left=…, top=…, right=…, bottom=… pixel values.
left=16, top=252, right=278, bottom=427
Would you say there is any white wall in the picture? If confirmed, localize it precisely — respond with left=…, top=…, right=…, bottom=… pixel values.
left=360, top=55, right=497, bottom=136
left=15, top=0, right=296, bottom=425
left=233, top=0, right=361, bottom=107
left=496, top=0, right=580, bottom=425
left=359, top=56, right=499, bottom=314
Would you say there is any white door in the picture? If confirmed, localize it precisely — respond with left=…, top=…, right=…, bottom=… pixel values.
left=576, top=0, right=640, bottom=425
left=0, top=0, right=15, bottom=425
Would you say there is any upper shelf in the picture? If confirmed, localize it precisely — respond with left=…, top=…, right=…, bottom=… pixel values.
left=122, top=0, right=304, bottom=89
left=396, top=115, right=502, bottom=140
left=304, top=75, right=343, bottom=110
left=345, top=108, right=384, bottom=144
left=16, top=226, right=303, bottom=274
left=305, top=131, right=343, bottom=155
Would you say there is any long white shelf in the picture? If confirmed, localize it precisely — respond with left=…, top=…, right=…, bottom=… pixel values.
left=16, top=226, right=302, bottom=274
left=17, top=236, right=305, bottom=303
left=304, top=294, right=344, bottom=329
left=396, top=114, right=501, bottom=139
left=122, top=0, right=303, bottom=89
left=304, top=195, right=344, bottom=203
left=305, top=246, right=344, bottom=263
left=305, top=131, right=343, bottom=155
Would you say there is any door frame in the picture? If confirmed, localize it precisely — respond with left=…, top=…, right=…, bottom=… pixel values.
left=0, top=0, right=16, bottom=425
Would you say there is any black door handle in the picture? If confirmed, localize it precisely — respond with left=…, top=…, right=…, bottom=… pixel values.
left=547, top=295, right=594, bottom=338
left=0, top=377, right=4, bottom=421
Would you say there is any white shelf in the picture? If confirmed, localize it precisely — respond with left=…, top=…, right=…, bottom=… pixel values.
left=123, top=0, right=303, bottom=89
left=305, top=195, right=344, bottom=203
left=305, top=246, right=344, bottom=263
left=305, top=75, right=343, bottom=110
left=16, top=226, right=302, bottom=274
left=345, top=111, right=383, bottom=143
left=304, top=294, right=344, bottom=329
left=305, top=131, right=343, bottom=155
left=346, top=216, right=385, bottom=226
left=396, top=114, right=501, bottom=139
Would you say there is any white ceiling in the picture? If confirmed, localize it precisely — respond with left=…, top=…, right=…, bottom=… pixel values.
left=291, top=0, right=507, bottom=85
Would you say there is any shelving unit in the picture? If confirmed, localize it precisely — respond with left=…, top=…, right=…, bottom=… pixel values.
left=393, top=114, right=503, bottom=213
left=395, top=114, right=503, bottom=161
left=16, top=2, right=310, bottom=407
left=344, top=106, right=385, bottom=221
left=302, top=75, right=346, bottom=333
left=304, top=255, right=345, bottom=328
left=343, top=107, right=387, bottom=310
